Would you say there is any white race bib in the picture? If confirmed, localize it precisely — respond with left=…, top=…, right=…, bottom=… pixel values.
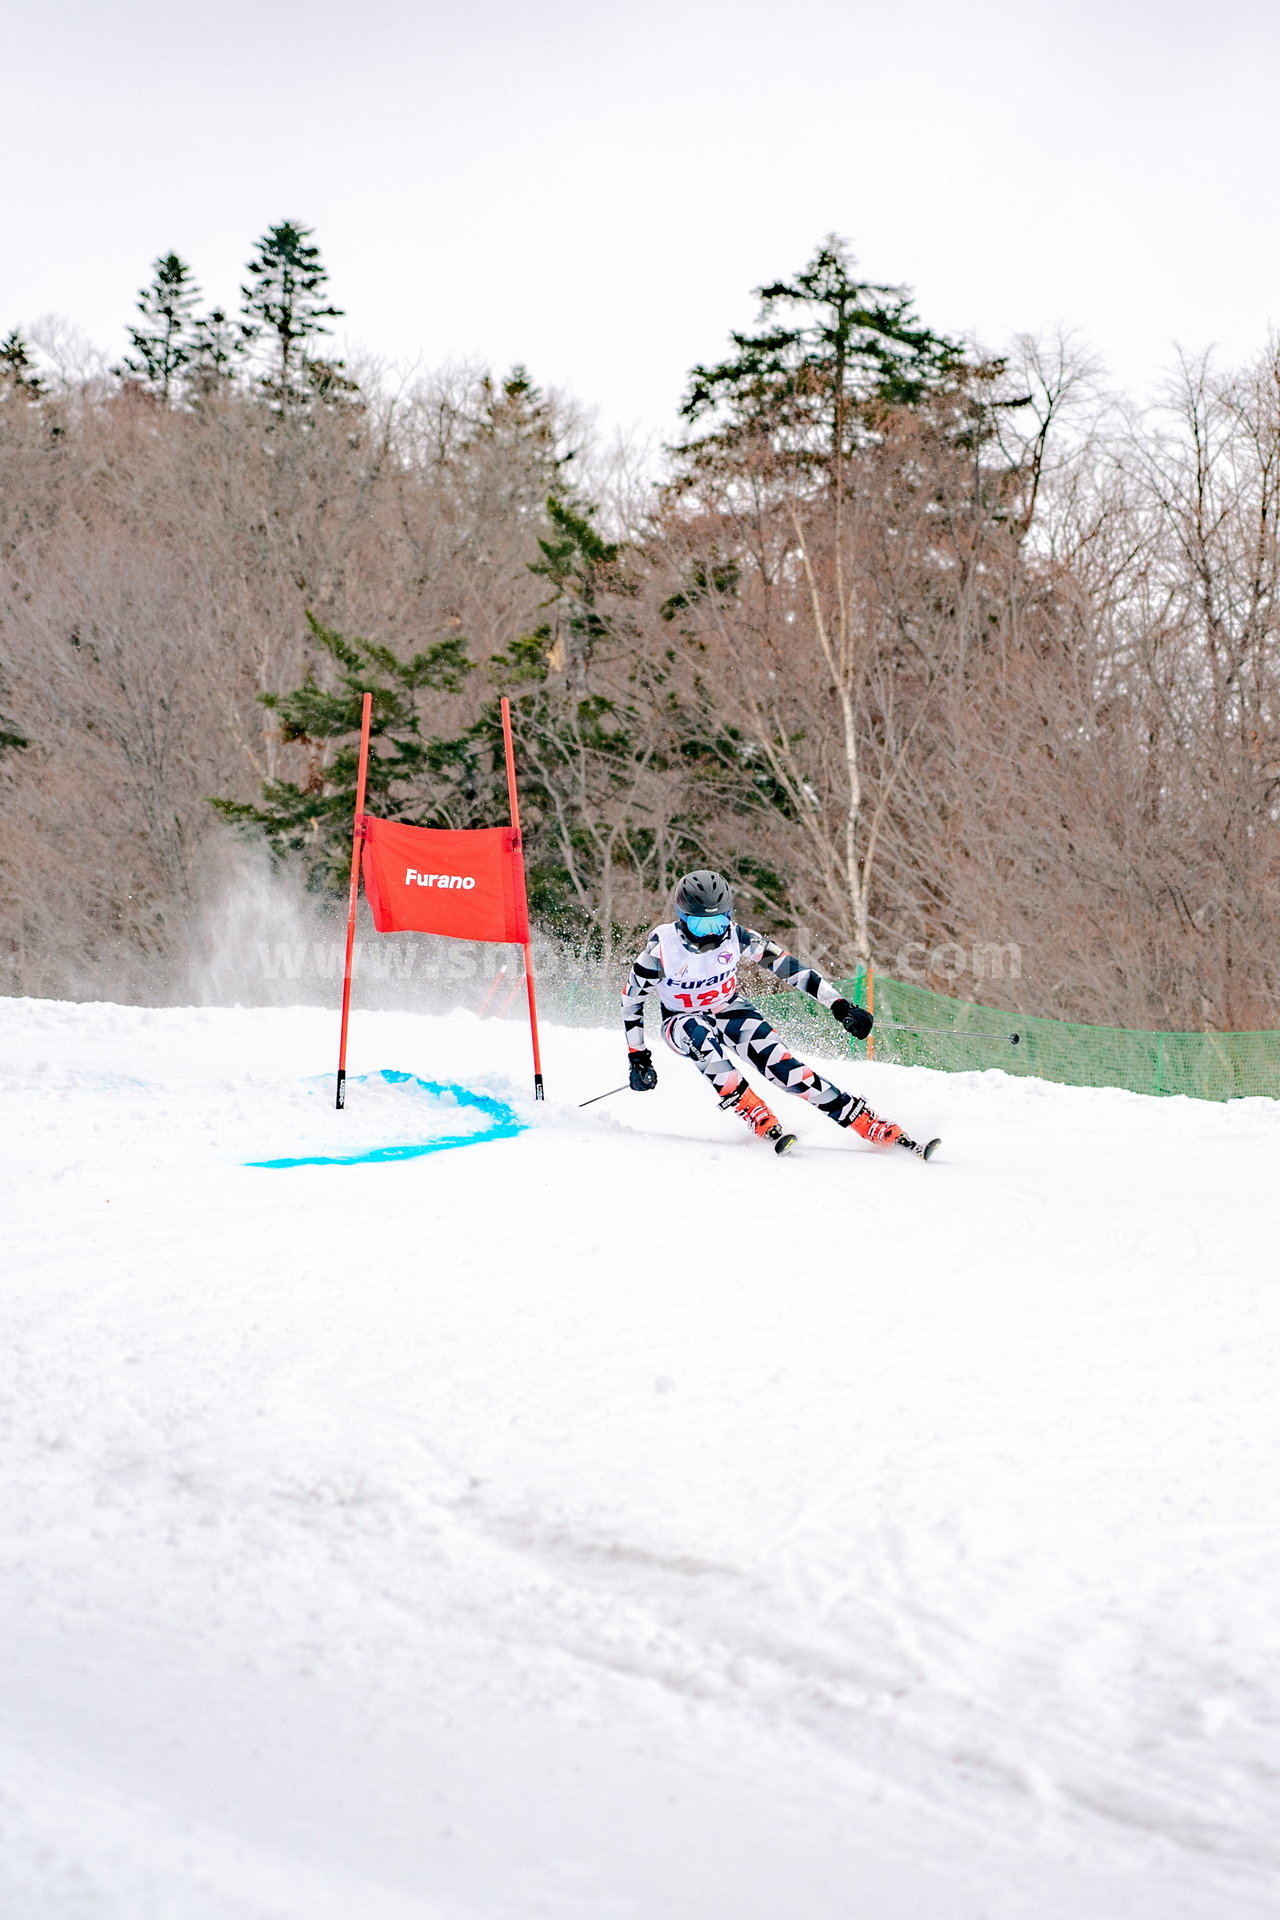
left=654, top=923, right=741, bottom=1015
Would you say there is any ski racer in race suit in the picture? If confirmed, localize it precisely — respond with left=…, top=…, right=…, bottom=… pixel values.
left=621, top=870, right=907, bottom=1150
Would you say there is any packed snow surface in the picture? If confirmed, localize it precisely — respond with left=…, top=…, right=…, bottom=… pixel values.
left=2, top=995, right=1279, bottom=1919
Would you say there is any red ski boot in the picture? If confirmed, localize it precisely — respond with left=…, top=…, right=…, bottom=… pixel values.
left=845, top=1099, right=940, bottom=1160
left=848, top=1101, right=903, bottom=1145
left=719, top=1078, right=797, bottom=1155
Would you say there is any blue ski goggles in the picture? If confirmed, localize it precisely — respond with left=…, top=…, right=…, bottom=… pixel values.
left=680, top=911, right=731, bottom=939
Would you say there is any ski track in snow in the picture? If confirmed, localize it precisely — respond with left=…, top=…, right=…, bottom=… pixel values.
left=2, top=996, right=1279, bottom=1918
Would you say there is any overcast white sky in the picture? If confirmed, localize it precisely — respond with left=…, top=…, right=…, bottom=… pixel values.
left=4, top=0, right=1277, bottom=440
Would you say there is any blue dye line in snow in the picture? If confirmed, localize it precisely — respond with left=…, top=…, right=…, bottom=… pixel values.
left=247, top=1071, right=526, bottom=1169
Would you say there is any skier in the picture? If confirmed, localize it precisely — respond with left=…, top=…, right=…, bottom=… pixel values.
left=622, top=871, right=937, bottom=1158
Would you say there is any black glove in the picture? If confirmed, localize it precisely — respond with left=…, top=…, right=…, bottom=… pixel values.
left=628, top=1048, right=658, bottom=1091
left=830, top=997, right=874, bottom=1040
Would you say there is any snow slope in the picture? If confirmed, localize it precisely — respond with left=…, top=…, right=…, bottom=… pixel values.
left=2, top=995, right=1279, bottom=1919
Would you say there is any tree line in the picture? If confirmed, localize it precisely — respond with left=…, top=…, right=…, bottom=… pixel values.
left=2, top=225, right=1278, bottom=1028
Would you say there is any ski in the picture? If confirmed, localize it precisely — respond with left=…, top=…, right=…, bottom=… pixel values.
left=767, top=1125, right=929, bottom=1160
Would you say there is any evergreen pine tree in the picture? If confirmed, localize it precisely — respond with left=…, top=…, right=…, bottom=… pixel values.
left=211, top=614, right=474, bottom=889
left=469, top=366, right=566, bottom=471
left=668, top=238, right=1020, bottom=970
left=0, top=329, right=46, bottom=400
left=485, top=496, right=701, bottom=940
left=240, top=221, right=346, bottom=410
left=119, top=253, right=201, bottom=401
left=678, top=235, right=967, bottom=483
left=212, top=368, right=674, bottom=935
left=185, top=307, right=244, bottom=403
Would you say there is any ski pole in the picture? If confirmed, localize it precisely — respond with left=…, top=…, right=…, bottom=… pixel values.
left=878, top=1021, right=1021, bottom=1045
left=579, top=1083, right=630, bottom=1108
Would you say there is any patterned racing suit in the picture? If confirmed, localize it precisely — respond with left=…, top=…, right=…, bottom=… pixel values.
left=621, top=921, right=866, bottom=1129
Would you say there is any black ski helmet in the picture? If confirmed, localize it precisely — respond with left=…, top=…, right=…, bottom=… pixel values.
left=674, top=870, right=733, bottom=951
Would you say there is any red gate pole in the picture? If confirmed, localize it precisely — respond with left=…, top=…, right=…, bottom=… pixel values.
left=500, top=696, right=545, bottom=1100
left=335, top=691, right=374, bottom=1110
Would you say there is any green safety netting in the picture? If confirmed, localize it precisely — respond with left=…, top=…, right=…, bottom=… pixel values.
left=542, top=957, right=1279, bottom=1102
left=767, top=966, right=1280, bottom=1103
